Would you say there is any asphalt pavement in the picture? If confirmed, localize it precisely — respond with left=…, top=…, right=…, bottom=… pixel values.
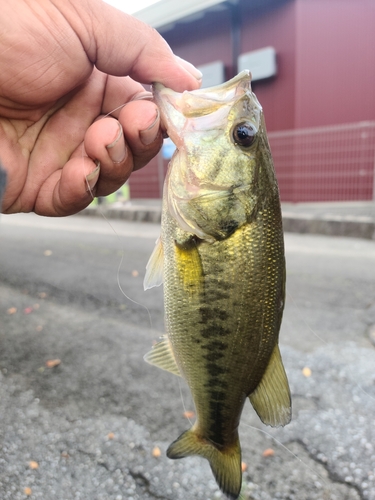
left=0, top=212, right=375, bottom=500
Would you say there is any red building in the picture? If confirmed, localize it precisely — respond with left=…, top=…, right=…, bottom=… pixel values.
left=129, top=0, right=375, bottom=202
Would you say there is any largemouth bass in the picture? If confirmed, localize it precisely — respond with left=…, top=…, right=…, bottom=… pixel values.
left=144, top=71, right=291, bottom=500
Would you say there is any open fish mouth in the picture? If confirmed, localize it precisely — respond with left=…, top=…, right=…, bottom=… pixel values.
left=153, top=70, right=261, bottom=147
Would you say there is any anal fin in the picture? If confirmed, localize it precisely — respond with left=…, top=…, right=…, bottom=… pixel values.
left=249, top=344, right=291, bottom=427
left=144, top=335, right=181, bottom=377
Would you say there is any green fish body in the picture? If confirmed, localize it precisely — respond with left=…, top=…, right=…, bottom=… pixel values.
left=144, top=71, right=291, bottom=500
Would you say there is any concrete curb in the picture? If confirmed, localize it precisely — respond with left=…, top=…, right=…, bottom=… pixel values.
left=282, top=213, right=375, bottom=240
left=81, top=204, right=375, bottom=240
left=81, top=204, right=162, bottom=223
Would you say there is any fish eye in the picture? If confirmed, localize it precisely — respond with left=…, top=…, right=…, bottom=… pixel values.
left=232, top=122, right=257, bottom=148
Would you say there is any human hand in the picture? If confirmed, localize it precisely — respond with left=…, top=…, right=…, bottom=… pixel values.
left=0, top=0, right=201, bottom=216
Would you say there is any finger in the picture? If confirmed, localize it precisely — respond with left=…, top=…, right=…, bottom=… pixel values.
left=117, top=100, right=163, bottom=171
left=34, top=156, right=99, bottom=216
left=84, top=117, right=132, bottom=197
left=84, top=99, right=162, bottom=194
left=60, top=0, right=202, bottom=91
left=101, top=75, right=152, bottom=117
left=35, top=115, right=139, bottom=215
left=17, top=70, right=107, bottom=214
left=14, top=72, right=158, bottom=215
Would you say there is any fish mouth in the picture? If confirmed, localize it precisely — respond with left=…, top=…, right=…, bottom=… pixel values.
left=152, top=70, right=255, bottom=146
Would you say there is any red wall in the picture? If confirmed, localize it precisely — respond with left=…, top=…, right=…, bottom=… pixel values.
left=240, top=0, right=297, bottom=131
left=295, top=0, right=375, bottom=127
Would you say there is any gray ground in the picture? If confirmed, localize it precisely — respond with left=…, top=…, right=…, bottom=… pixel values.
left=0, top=213, right=374, bottom=500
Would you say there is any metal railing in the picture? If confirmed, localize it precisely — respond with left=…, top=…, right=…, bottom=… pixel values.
left=128, top=121, right=375, bottom=202
left=269, top=121, right=375, bottom=202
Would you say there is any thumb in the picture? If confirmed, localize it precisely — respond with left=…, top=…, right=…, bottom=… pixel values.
left=60, top=0, right=202, bottom=92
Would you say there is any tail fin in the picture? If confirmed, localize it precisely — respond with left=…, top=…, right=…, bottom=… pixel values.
left=167, top=428, right=242, bottom=500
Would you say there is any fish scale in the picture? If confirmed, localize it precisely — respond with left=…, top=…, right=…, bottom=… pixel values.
left=144, top=71, right=291, bottom=499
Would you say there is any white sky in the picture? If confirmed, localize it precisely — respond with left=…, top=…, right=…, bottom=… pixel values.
left=104, top=0, right=161, bottom=15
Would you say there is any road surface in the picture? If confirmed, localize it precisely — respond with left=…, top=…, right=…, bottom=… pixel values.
left=0, top=213, right=374, bottom=500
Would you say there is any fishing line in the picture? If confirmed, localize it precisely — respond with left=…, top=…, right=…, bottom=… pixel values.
left=177, top=376, right=195, bottom=427
left=241, top=423, right=333, bottom=498
left=285, top=290, right=329, bottom=347
left=81, top=104, right=154, bottom=329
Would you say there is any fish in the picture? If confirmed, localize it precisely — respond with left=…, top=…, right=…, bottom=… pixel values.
left=143, top=70, right=291, bottom=500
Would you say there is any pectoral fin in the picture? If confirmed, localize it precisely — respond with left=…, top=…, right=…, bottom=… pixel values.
left=144, top=335, right=181, bottom=377
left=174, top=240, right=203, bottom=295
left=249, top=344, right=291, bottom=427
left=144, top=237, right=164, bottom=290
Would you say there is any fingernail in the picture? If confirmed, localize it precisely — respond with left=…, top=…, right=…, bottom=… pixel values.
left=86, top=160, right=100, bottom=192
left=106, top=122, right=127, bottom=163
left=175, top=56, right=202, bottom=81
left=140, top=109, right=160, bottom=146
